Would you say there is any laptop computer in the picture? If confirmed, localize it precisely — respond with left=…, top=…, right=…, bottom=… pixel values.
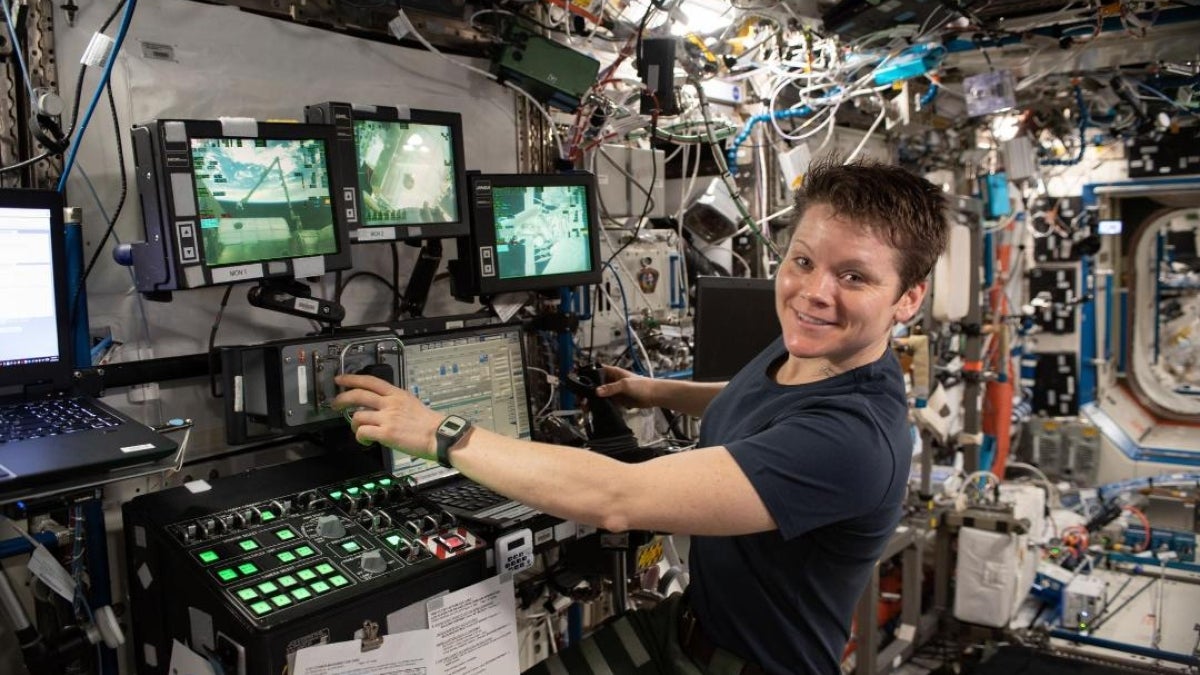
left=0, top=188, right=178, bottom=494
left=385, top=322, right=542, bottom=528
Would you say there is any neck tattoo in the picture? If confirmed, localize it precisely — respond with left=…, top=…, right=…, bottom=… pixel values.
left=820, top=364, right=839, bottom=378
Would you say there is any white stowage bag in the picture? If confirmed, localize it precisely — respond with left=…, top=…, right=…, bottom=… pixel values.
left=953, top=526, right=1037, bottom=628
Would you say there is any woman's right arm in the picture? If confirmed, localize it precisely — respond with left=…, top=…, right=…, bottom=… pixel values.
left=596, top=365, right=726, bottom=417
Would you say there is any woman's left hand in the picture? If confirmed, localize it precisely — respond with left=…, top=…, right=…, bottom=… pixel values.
left=332, top=374, right=444, bottom=460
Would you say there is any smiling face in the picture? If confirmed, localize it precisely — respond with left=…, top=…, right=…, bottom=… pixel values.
left=775, top=203, right=927, bottom=382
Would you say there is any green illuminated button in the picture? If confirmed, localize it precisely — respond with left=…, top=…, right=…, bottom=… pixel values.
left=328, top=490, right=343, bottom=501
left=237, top=562, right=259, bottom=576
left=329, top=575, right=349, bottom=587
left=216, top=568, right=238, bottom=582
left=346, top=487, right=360, bottom=496
left=362, top=482, right=376, bottom=491
left=236, top=588, right=259, bottom=601
left=274, top=529, right=295, bottom=541
left=315, top=563, right=335, bottom=575
left=311, top=581, right=331, bottom=594
left=291, top=587, right=312, bottom=601
left=257, top=581, right=279, bottom=594
left=385, top=534, right=402, bottom=548
left=277, top=575, right=298, bottom=588
left=296, top=568, right=317, bottom=581
left=197, top=550, right=219, bottom=564
left=295, top=545, right=315, bottom=558
left=238, top=539, right=259, bottom=552
left=379, top=478, right=392, bottom=487
left=276, top=551, right=297, bottom=564
left=270, top=594, right=292, bottom=608
left=250, top=601, right=272, bottom=616
left=260, top=510, right=276, bottom=522
left=339, top=540, right=361, bottom=554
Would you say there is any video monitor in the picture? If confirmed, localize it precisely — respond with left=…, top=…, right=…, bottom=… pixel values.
left=465, top=173, right=603, bottom=296
left=127, top=119, right=353, bottom=294
left=693, top=276, right=780, bottom=382
left=306, top=102, right=469, bottom=242
left=191, top=137, right=339, bottom=265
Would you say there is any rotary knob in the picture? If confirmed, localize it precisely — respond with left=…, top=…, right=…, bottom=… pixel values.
left=360, top=550, right=387, bottom=574
left=317, top=514, right=346, bottom=539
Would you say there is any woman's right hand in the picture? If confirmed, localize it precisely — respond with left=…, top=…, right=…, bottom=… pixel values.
left=595, top=364, right=657, bottom=409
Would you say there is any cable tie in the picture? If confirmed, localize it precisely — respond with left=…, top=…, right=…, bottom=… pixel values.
left=80, top=32, right=115, bottom=68
left=388, top=10, right=414, bottom=41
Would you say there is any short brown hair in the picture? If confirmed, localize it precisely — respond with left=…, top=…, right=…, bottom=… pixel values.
left=793, top=157, right=949, bottom=292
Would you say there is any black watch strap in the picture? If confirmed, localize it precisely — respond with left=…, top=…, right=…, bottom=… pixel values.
left=435, top=415, right=472, bottom=469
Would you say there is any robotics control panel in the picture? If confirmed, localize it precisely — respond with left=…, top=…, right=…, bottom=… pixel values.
left=220, top=330, right=404, bottom=444
left=124, top=455, right=486, bottom=675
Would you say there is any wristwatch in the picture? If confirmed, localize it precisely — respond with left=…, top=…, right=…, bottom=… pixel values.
left=435, top=415, right=472, bottom=469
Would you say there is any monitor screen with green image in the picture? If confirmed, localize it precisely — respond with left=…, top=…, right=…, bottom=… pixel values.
left=190, top=137, right=339, bottom=267
left=466, top=173, right=603, bottom=296
left=491, top=184, right=593, bottom=279
left=354, top=118, right=461, bottom=228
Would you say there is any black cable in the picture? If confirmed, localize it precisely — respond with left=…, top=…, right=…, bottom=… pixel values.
left=336, top=271, right=399, bottom=302
left=0, top=0, right=122, bottom=174
left=633, top=1, right=657, bottom=91
left=0, top=151, right=51, bottom=175
left=587, top=283, right=598, bottom=361
left=660, top=407, right=690, bottom=442
left=68, top=78, right=127, bottom=327
left=602, top=153, right=656, bottom=266
left=603, top=118, right=658, bottom=268
left=208, top=285, right=235, bottom=398
left=66, top=0, right=125, bottom=137
left=390, top=242, right=401, bottom=321
left=63, top=0, right=132, bottom=332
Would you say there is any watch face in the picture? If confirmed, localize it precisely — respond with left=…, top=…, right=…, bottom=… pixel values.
left=440, top=415, right=468, bottom=436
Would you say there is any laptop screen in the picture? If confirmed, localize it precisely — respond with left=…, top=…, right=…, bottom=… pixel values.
left=0, top=196, right=64, bottom=375
left=389, top=324, right=533, bottom=484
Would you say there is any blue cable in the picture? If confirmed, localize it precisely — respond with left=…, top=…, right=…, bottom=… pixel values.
left=1, top=0, right=35, bottom=97
left=602, top=262, right=643, bottom=374
left=1098, top=473, right=1200, bottom=502
left=57, top=0, right=137, bottom=192
left=1041, top=86, right=1090, bottom=166
left=727, top=105, right=814, bottom=175
left=1134, top=81, right=1200, bottom=117
left=919, top=83, right=939, bottom=108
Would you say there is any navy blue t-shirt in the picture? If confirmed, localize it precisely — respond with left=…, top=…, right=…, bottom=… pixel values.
left=689, top=337, right=911, bottom=674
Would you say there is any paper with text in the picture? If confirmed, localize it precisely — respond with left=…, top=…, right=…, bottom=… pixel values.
left=293, top=629, right=434, bottom=675
left=427, top=575, right=519, bottom=675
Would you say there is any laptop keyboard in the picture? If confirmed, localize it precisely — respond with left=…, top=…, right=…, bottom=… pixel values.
left=424, top=481, right=538, bottom=524
left=0, top=397, right=120, bottom=443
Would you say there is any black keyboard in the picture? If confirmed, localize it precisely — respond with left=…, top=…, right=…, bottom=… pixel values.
left=426, top=482, right=509, bottom=512
left=0, top=397, right=119, bottom=443
left=424, top=481, right=538, bottom=524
